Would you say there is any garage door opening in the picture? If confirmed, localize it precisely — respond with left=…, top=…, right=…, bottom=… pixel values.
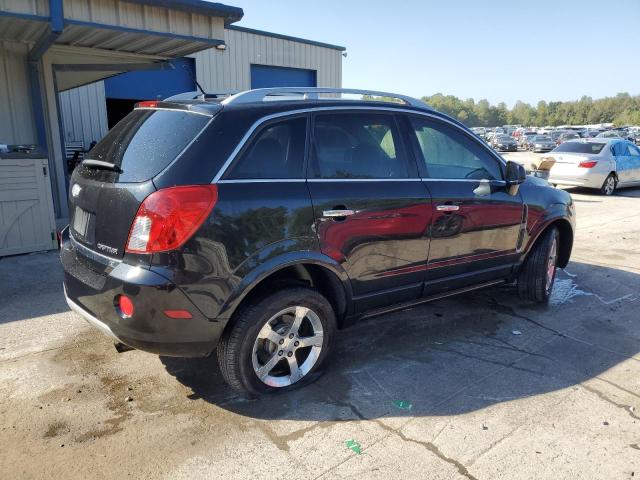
left=106, top=98, right=142, bottom=128
left=104, top=58, right=196, bottom=127
left=250, top=64, right=317, bottom=88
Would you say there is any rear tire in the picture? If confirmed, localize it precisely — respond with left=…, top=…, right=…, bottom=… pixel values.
left=217, top=287, right=336, bottom=396
left=517, top=227, right=559, bottom=303
left=600, top=174, right=616, bottom=196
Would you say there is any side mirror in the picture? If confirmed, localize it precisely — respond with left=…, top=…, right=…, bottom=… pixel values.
left=505, top=160, right=526, bottom=185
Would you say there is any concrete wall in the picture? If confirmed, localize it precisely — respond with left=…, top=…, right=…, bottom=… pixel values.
left=0, top=41, right=36, bottom=145
left=193, top=27, right=343, bottom=92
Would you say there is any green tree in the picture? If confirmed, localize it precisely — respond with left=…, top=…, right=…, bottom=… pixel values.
left=420, top=92, right=640, bottom=127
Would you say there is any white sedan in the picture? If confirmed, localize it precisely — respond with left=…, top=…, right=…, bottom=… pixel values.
left=546, top=139, right=640, bottom=195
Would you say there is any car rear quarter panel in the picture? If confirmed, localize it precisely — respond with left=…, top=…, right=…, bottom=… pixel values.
left=149, top=181, right=319, bottom=320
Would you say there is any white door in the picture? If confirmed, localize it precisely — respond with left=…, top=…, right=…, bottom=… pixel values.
left=0, top=158, right=58, bottom=256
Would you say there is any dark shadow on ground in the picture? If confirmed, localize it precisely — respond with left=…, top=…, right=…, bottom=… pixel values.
left=564, top=185, right=640, bottom=198
left=161, top=261, right=640, bottom=421
left=0, top=251, right=68, bottom=324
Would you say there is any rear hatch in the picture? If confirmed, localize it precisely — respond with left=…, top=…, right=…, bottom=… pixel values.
left=68, top=103, right=217, bottom=261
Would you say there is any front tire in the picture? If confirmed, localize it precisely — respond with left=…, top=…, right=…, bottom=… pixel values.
left=217, top=287, right=336, bottom=396
left=517, top=227, right=559, bottom=303
left=600, top=173, right=616, bottom=196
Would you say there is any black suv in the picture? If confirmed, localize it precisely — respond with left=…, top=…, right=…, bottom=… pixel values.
left=61, top=88, right=575, bottom=395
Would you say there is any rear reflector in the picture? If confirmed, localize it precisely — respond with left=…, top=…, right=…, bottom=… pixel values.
left=578, top=160, right=598, bottom=168
left=117, top=295, right=134, bottom=318
left=164, top=309, right=193, bottom=319
left=126, top=185, right=218, bottom=253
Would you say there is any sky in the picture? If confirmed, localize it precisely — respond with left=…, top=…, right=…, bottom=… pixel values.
left=222, top=0, right=640, bottom=107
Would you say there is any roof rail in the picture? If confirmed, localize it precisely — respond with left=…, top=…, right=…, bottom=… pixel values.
left=221, top=88, right=430, bottom=109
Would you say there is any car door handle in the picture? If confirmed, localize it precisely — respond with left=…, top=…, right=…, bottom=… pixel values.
left=323, top=209, right=355, bottom=218
left=436, top=205, right=460, bottom=212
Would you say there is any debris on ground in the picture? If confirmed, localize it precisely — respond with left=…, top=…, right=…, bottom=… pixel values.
left=345, top=439, right=362, bottom=455
left=512, top=330, right=522, bottom=336
left=393, top=400, right=412, bottom=410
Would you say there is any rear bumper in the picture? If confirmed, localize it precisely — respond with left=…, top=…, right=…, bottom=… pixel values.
left=548, top=171, right=606, bottom=189
left=60, top=229, right=223, bottom=357
left=65, top=287, right=119, bottom=341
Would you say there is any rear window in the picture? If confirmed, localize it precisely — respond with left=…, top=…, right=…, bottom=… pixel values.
left=85, top=109, right=210, bottom=182
left=554, top=142, right=606, bottom=154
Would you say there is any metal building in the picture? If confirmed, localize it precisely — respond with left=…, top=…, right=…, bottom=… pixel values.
left=0, top=0, right=345, bottom=256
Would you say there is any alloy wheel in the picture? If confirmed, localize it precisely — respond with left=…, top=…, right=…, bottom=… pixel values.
left=603, top=176, right=615, bottom=195
left=546, top=236, right=557, bottom=293
left=252, top=306, right=324, bottom=388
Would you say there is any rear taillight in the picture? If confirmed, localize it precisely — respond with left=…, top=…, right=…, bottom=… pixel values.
left=578, top=160, right=598, bottom=168
left=126, top=185, right=218, bottom=253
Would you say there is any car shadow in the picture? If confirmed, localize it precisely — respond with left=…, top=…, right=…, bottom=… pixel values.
left=161, top=261, right=640, bottom=421
left=0, top=251, right=69, bottom=325
left=564, top=186, right=640, bottom=198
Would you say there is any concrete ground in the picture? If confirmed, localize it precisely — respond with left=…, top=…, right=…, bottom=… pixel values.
left=1, top=174, right=639, bottom=479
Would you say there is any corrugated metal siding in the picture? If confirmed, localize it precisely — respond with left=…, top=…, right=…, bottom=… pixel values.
left=59, top=81, right=108, bottom=148
left=193, top=28, right=343, bottom=92
left=57, top=28, right=343, bottom=146
left=63, top=0, right=225, bottom=40
left=0, top=41, right=36, bottom=144
left=0, top=0, right=49, bottom=16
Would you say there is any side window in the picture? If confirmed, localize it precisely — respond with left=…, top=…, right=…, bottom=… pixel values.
left=226, top=116, right=306, bottom=179
left=627, top=143, right=640, bottom=156
left=312, top=113, right=410, bottom=179
left=612, top=142, right=629, bottom=156
left=410, top=117, right=502, bottom=180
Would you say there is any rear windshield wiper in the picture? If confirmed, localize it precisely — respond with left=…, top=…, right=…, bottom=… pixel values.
left=81, top=159, right=123, bottom=173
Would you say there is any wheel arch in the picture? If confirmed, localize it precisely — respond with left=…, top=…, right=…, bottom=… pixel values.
left=219, top=253, right=353, bottom=334
left=525, top=217, right=574, bottom=269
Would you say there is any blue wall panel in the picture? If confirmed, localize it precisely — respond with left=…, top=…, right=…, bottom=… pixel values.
left=250, top=64, right=317, bottom=88
left=104, top=58, right=195, bottom=100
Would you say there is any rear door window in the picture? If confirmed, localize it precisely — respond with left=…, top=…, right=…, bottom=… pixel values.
left=225, top=116, right=307, bottom=179
left=311, top=112, right=412, bottom=179
left=84, top=109, right=210, bottom=182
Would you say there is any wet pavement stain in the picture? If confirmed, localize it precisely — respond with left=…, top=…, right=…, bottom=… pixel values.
left=43, top=421, right=69, bottom=438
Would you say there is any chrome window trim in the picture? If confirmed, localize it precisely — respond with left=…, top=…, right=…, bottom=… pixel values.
left=307, top=178, right=422, bottom=182
left=211, top=106, right=507, bottom=184
left=218, top=178, right=306, bottom=183
left=217, top=178, right=491, bottom=183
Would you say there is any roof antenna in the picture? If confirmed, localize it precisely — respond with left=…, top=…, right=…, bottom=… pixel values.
left=182, top=63, right=209, bottom=99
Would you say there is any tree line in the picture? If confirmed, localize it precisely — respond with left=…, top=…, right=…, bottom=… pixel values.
left=421, top=92, right=640, bottom=127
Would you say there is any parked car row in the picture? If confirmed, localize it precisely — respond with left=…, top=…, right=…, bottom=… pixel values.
left=471, top=125, right=640, bottom=152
